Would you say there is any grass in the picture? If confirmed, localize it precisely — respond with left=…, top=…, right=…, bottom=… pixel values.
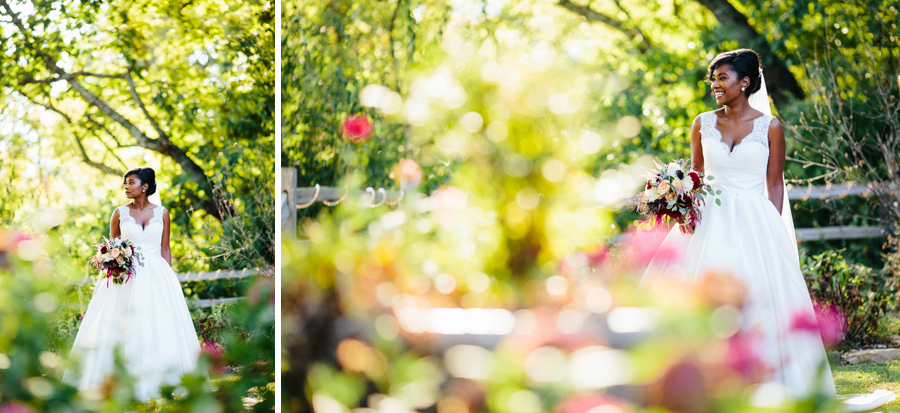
left=833, top=359, right=900, bottom=407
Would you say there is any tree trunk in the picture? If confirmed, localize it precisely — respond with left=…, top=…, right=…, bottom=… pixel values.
left=695, top=0, right=806, bottom=108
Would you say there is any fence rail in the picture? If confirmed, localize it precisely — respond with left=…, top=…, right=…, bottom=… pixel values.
left=189, top=297, right=245, bottom=308
left=75, top=268, right=271, bottom=309
left=788, top=182, right=880, bottom=200
left=176, top=268, right=271, bottom=282
left=794, top=226, right=889, bottom=241
left=282, top=167, right=892, bottom=242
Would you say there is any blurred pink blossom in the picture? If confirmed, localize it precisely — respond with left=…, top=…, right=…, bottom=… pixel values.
left=790, top=301, right=846, bottom=347
left=395, top=159, right=423, bottom=188
left=0, top=402, right=34, bottom=413
left=431, top=186, right=467, bottom=230
left=586, top=245, right=608, bottom=267
left=201, top=339, right=229, bottom=375
left=201, top=339, right=225, bottom=358
left=555, top=393, right=631, bottom=413
left=724, top=332, right=769, bottom=381
left=341, top=115, right=373, bottom=143
left=626, top=225, right=683, bottom=266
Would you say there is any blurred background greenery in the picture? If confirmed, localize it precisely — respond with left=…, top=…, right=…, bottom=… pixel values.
left=283, top=0, right=899, bottom=411
left=0, top=0, right=275, bottom=411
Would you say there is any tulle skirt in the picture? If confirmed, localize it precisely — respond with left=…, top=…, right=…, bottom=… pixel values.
left=639, top=189, right=836, bottom=399
left=63, top=255, right=202, bottom=400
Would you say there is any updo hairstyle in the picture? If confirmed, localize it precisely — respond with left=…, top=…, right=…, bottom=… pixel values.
left=124, top=167, right=157, bottom=196
left=706, top=48, right=763, bottom=98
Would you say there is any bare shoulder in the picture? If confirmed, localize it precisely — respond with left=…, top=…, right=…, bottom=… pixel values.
left=767, top=115, right=783, bottom=130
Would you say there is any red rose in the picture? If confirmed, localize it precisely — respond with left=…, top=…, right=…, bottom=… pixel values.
left=341, top=115, right=373, bottom=143
left=646, top=181, right=652, bottom=190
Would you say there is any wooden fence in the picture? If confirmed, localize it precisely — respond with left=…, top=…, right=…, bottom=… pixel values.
left=282, top=167, right=892, bottom=242
left=76, top=268, right=271, bottom=308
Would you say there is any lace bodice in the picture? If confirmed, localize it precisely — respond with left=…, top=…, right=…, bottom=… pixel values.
left=699, top=111, right=774, bottom=194
left=116, top=204, right=165, bottom=256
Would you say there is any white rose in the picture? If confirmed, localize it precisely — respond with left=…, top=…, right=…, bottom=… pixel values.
left=681, top=176, right=694, bottom=192
left=644, top=187, right=662, bottom=201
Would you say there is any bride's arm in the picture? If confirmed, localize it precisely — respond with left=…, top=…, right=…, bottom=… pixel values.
left=690, top=115, right=704, bottom=173
left=766, top=118, right=786, bottom=214
left=161, top=209, right=172, bottom=266
left=110, top=209, right=121, bottom=239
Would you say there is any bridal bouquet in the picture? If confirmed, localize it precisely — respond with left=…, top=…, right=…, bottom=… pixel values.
left=88, top=237, right=143, bottom=285
left=632, top=158, right=719, bottom=234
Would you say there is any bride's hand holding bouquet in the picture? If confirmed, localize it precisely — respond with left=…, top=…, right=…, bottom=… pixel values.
left=632, top=158, right=719, bottom=234
left=88, top=237, right=143, bottom=286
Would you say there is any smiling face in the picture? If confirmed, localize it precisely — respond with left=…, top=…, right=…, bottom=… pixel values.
left=123, top=174, right=147, bottom=199
left=708, top=64, right=749, bottom=105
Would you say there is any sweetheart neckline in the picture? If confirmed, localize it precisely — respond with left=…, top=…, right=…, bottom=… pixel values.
left=710, top=113, right=768, bottom=155
left=123, top=205, right=161, bottom=231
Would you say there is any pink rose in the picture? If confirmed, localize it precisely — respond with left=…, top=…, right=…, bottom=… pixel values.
left=341, top=115, right=373, bottom=143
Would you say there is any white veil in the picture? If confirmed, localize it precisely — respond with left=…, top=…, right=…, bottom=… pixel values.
left=749, top=70, right=799, bottom=261
left=149, top=189, right=162, bottom=207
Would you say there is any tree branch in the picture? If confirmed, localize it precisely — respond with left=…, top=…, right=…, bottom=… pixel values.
left=17, top=71, right=127, bottom=85
left=124, top=70, right=168, bottom=141
left=20, top=92, right=124, bottom=176
left=2, top=0, right=224, bottom=220
left=557, top=0, right=652, bottom=53
left=85, top=112, right=124, bottom=147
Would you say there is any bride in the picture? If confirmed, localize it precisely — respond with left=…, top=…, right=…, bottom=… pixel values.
left=63, top=167, right=203, bottom=400
left=639, top=49, right=894, bottom=410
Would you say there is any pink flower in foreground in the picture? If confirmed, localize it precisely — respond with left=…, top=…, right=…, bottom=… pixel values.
left=0, top=402, right=35, bottom=413
left=555, top=394, right=631, bottom=413
left=341, top=115, right=373, bottom=143
left=201, top=339, right=228, bottom=375
left=585, top=246, right=608, bottom=267
left=201, top=339, right=224, bottom=358
left=724, top=332, right=769, bottom=381
left=790, top=301, right=846, bottom=347
left=431, top=186, right=467, bottom=229
left=625, top=225, right=684, bottom=266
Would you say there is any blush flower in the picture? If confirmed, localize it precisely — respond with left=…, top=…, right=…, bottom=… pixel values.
left=657, top=181, right=670, bottom=194
left=394, top=159, right=423, bottom=188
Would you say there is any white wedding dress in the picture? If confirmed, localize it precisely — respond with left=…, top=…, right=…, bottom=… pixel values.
left=639, top=111, right=894, bottom=410
left=63, top=204, right=202, bottom=401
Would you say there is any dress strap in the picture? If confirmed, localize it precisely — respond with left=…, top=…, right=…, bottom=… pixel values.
left=150, top=205, right=166, bottom=226
left=698, top=111, right=716, bottom=139
left=115, top=205, right=131, bottom=226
